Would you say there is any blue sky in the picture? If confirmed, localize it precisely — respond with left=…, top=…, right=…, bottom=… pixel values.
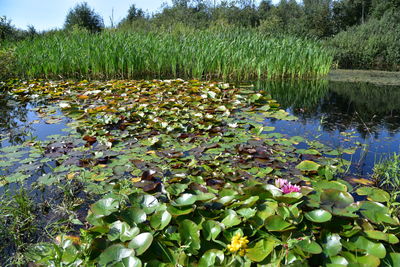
left=1, top=0, right=279, bottom=31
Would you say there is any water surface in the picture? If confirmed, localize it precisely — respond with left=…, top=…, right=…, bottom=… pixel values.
left=1, top=79, right=400, bottom=178
left=256, top=79, right=400, bottom=176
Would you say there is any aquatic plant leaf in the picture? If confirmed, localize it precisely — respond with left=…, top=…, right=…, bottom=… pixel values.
left=128, top=233, right=153, bottom=256
left=91, top=197, right=119, bottom=217
left=384, top=253, right=400, bottom=267
left=305, top=209, right=332, bottom=223
left=221, top=210, right=241, bottom=228
left=172, top=193, right=197, bottom=207
left=265, top=215, right=292, bottom=231
left=350, top=235, right=386, bottom=259
left=365, top=231, right=399, bottom=244
left=115, top=256, right=142, bottom=267
left=202, top=220, right=222, bottom=241
left=178, top=219, right=200, bottom=254
left=198, top=249, right=224, bottom=267
left=296, top=160, right=320, bottom=172
left=246, top=239, right=275, bottom=262
left=320, top=189, right=354, bottom=210
left=120, top=207, right=147, bottom=225
left=322, top=233, right=341, bottom=256
left=99, top=244, right=135, bottom=265
left=356, top=187, right=390, bottom=202
left=150, top=210, right=172, bottom=230
left=359, top=201, right=398, bottom=225
left=297, top=239, right=322, bottom=254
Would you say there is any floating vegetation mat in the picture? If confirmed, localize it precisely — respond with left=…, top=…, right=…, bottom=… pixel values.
left=0, top=79, right=399, bottom=266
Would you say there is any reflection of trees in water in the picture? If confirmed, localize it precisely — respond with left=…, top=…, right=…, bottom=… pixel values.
left=0, top=96, right=30, bottom=146
left=257, top=80, right=400, bottom=138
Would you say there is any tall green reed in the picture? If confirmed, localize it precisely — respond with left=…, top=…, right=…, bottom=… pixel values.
left=13, top=28, right=333, bottom=80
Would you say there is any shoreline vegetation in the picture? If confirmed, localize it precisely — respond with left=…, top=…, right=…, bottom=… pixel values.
left=1, top=0, right=400, bottom=80
left=10, top=29, right=332, bottom=80
left=328, top=69, right=400, bottom=86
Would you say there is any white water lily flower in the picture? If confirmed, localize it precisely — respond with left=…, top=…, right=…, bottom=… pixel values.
left=59, top=102, right=70, bottom=108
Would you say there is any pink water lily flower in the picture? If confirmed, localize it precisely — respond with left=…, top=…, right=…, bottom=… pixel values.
left=274, top=178, right=301, bottom=194
left=281, top=183, right=301, bottom=194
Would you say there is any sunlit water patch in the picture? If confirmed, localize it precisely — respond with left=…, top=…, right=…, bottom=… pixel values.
left=255, top=79, right=400, bottom=176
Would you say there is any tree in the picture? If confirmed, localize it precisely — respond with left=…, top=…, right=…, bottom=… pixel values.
left=64, top=2, right=104, bottom=32
left=0, top=16, right=15, bottom=41
left=303, top=0, right=333, bottom=38
left=126, top=4, right=145, bottom=21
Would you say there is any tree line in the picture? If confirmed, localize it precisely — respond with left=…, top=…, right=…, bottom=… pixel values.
left=1, top=0, right=399, bottom=40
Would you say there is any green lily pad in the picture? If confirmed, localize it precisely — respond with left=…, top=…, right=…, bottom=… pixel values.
left=150, top=210, right=172, bottom=230
left=350, top=235, right=386, bottom=259
left=305, top=209, right=332, bottom=223
left=221, top=210, right=241, bottom=228
left=296, top=160, right=320, bottom=172
left=265, top=215, right=292, bottom=231
left=99, top=244, right=135, bottom=265
left=128, top=232, right=153, bottom=256
left=297, top=239, right=322, bottom=254
left=323, top=233, right=342, bottom=257
left=246, top=239, right=275, bottom=262
left=356, top=187, right=390, bottom=203
left=91, top=197, right=120, bottom=217
left=172, top=193, right=197, bottom=207
left=198, top=249, right=224, bottom=267
left=178, top=219, right=200, bottom=254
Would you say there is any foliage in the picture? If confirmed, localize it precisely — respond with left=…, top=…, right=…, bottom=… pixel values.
left=328, top=10, right=400, bottom=70
left=11, top=28, right=332, bottom=80
left=118, top=4, right=146, bottom=29
left=0, top=188, right=38, bottom=265
left=0, top=16, right=14, bottom=41
left=373, top=153, right=400, bottom=195
left=29, top=178, right=400, bottom=266
left=0, top=79, right=399, bottom=266
left=64, top=2, right=104, bottom=33
left=0, top=47, right=15, bottom=80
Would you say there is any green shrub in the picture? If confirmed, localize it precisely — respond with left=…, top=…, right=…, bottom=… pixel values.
left=0, top=47, right=15, bottom=80
left=329, top=10, right=400, bottom=70
left=64, top=2, right=104, bottom=33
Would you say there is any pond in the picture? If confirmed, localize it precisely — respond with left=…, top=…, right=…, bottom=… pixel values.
left=1, top=79, right=400, bottom=266
left=1, top=79, right=400, bottom=179
left=254, top=79, right=400, bottom=177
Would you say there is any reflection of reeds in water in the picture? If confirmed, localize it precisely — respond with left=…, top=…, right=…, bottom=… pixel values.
left=255, top=79, right=329, bottom=111
left=256, top=79, right=400, bottom=137
left=330, top=82, right=400, bottom=115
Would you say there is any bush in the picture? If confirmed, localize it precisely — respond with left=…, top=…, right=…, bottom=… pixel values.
left=64, top=2, right=104, bottom=33
left=0, top=47, right=15, bottom=80
left=329, top=10, right=400, bottom=70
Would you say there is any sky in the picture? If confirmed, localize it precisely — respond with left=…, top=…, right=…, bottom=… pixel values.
left=1, top=0, right=279, bottom=31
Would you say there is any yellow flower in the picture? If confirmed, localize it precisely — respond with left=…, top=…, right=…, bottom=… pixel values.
left=227, top=233, right=249, bottom=256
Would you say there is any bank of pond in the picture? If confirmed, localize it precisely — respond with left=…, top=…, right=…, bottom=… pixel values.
left=0, top=78, right=399, bottom=266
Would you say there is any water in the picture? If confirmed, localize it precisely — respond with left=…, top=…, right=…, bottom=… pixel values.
left=0, top=98, right=68, bottom=148
left=1, top=79, right=400, bottom=178
left=256, top=79, right=400, bottom=177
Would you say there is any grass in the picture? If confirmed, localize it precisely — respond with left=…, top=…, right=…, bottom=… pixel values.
left=373, top=153, right=400, bottom=194
left=0, top=187, right=38, bottom=265
left=11, top=28, right=333, bottom=80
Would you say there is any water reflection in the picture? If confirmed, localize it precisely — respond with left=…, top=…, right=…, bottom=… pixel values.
left=256, top=79, right=400, bottom=175
left=0, top=95, right=32, bottom=146
left=257, top=80, right=400, bottom=139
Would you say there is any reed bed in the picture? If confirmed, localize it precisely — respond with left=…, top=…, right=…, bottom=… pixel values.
left=13, top=28, right=333, bottom=80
